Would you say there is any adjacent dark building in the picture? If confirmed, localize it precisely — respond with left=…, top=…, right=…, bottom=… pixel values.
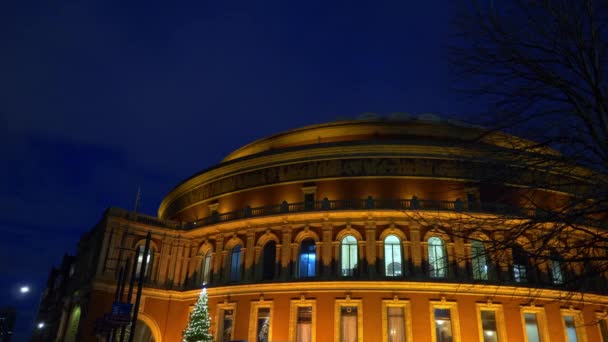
left=0, top=307, right=16, bottom=342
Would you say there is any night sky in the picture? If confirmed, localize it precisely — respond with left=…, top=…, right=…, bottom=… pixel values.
left=1, top=1, right=477, bottom=339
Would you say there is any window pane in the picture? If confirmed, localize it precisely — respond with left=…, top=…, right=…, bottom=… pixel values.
left=296, top=306, right=312, bottom=342
left=202, top=252, right=212, bottom=285
left=135, top=246, right=152, bottom=279
left=481, top=310, right=498, bottom=342
left=262, top=241, right=276, bottom=280
left=257, top=308, right=270, bottom=342
left=434, top=308, right=453, bottom=342
left=387, top=307, right=405, bottom=342
left=340, top=306, right=358, bottom=342
left=385, top=235, right=402, bottom=277
left=230, top=245, right=241, bottom=282
left=471, top=241, right=488, bottom=281
left=552, top=260, right=564, bottom=284
left=563, top=316, right=578, bottom=342
left=221, top=309, right=234, bottom=342
left=428, top=237, right=446, bottom=278
left=524, top=313, right=541, bottom=342
left=341, top=236, right=358, bottom=276
left=299, top=239, right=316, bottom=278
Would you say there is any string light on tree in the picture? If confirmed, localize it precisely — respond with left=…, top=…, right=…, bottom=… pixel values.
left=182, top=287, right=213, bottom=342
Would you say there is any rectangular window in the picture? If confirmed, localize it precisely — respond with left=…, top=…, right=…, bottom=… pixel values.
left=387, top=307, right=405, bottom=342
left=289, top=299, right=316, bottom=342
left=434, top=308, right=453, bottom=342
left=561, top=310, right=586, bottom=342
left=341, top=306, right=358, bottom=342
left=249, top=301, right=273, bottom=342
left=382, top=299, right=412, bottom=342
left=563, top=315, right=578, bottom=342
left=334, top=299, right=363, bottom=342
left=513, top=264, right=527, bottom=283
left=476, top=303, right=506, bottom=342
left=296, top=306, right=313, bottom=342
left=480, top=310, right=498, bottom=342
left=430, top=301, right=460, bottom=342
left=524, top=313, right=541, bottom=342
left=217, top=307, right=235, bottom=342
left=256, top=308, right=270, bottom=342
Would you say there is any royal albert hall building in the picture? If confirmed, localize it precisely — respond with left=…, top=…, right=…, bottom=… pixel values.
left=55, top=118, right=608, bottom=342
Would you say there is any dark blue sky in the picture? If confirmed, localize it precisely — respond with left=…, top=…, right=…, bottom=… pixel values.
left=1, top=1, right=475, bottom=339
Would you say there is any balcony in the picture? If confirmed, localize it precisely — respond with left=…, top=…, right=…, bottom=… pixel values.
left=182, top=197, right=533, bottom=230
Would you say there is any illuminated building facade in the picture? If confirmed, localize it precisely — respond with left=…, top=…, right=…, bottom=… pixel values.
left=53, top=118, right=608, bottom=341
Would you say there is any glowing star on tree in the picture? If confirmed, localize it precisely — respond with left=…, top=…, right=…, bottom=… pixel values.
left=183, top=287, right=213, bottom=342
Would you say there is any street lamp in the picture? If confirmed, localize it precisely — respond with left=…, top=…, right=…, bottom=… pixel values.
left=37, top=322, right=45, bottom=329
left=20, top=286, right=30, bottom=294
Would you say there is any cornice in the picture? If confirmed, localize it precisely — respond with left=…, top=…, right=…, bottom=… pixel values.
left=91, top=280, right=608, bottom=306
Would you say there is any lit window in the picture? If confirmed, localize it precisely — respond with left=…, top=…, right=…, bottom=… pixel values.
left=340, top=306, right=358, bottom=341
left=512, top=245, right=528, bottom=283
left=217, top=305, right=235, bottom=342
left=563, top=316, right=578, bottom=342
left=434, top=308, right=453, bottom=342
left=476, top=303, right=506, bottom=342
left=523, top=312, right=544, bottom=342
left=335, top=299, right=363, bottom=342
left=561, top=310, right=586, bottom=342
left=384, top=235, right=402, bottom=277
left=428, top=237, right=447, bottom=278
left=550, top=252, right=564, bottom=285
left=430, top=301, right=460, bottom=342
left=256, top=308, right=271, bottom=342
left=230, top=245, right=242, bottom=282
left=201, top=251, right=212, bottom=285
left=262, top=241, right=276, bottom=280
left=135, top=246, right=153, bottom=279
left=299, top=239, right=316, bottom=278
left=471, top=241, right=488, bottom=281
left=296, top=306, right=312, bottom=342
left=289, top=299, right=316, bottom=342
left=480, top=310, right=498, bottom=342
left=341, top=236, right=358, bottom=277
left=382, top=300, right=412, bottom=342
left=249, top=302, right=273, bottom=342
left=387, top=307, right=405, bottom=342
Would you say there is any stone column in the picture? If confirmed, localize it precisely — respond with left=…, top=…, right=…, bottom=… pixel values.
left=365, top=222, right=377, bottom=279
left=245, top=230, right=256, bottom=282
left=409, top=225, right=422, bottom=276
left=280, top=227, right=292, bottom=280
left=322, top=222, right=333, bottom=278
left=213, top=234, right=224, bottom=283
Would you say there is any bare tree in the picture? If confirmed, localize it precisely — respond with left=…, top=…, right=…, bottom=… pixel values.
left=430, top=0, right=608, bottom=295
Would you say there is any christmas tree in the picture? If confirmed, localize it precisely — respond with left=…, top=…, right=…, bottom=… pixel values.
left=183, top=287, right=213, bottom=342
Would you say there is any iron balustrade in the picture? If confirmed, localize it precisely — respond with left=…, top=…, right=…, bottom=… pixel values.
left=181, top=198, right=534, bottom=230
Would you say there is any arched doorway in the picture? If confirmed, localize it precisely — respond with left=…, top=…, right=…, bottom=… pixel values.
left=131, top=319, right=155, bottom=342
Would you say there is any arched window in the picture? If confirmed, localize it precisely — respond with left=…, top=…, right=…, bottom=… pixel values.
left=384, top=235, right=402, bottom=277
left=230, top=245, right=242, bottom=282
left=512, top=245, right=528, bottom=283
left=340, top=236, right=358, bottom=276
left=299, top=239, right=316, bottom=278
left=135, top=246, right=154, bottom=280
left=262, top=241, right=276, bottom=280
left=428, top=237, right=447, bottom=278
left=200, top=251, right=212, bottom=285
left=550, top=250, right=564, bottom=285
left=471, top=240, right=489, bottom=281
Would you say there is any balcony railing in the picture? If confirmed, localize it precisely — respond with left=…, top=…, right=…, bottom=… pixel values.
left=182, top=197, right=534, bottom=230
